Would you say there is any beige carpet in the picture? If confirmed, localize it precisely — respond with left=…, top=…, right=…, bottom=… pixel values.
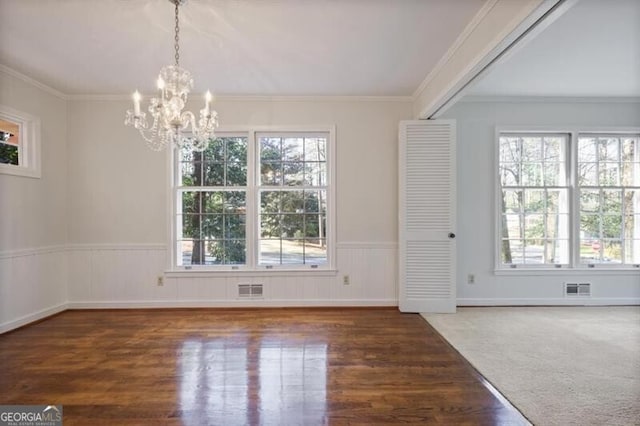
left=422, top=307, right=640, bottom=426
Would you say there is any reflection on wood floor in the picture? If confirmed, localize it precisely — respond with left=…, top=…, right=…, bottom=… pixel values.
left=0, top=308, right=529, bottom=425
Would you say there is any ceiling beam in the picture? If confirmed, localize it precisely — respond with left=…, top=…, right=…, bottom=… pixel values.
left=412, top=0, right=574, bottom=119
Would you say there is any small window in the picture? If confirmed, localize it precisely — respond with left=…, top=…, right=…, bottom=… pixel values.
left=0, top=105, right=41, bottom=178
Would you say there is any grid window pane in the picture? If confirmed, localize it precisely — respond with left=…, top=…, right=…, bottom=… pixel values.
left=176, top=131, right=331, bottom=269
left=258, top=134, right=328, bottom=266
left=498, top=134, right=570, bottom=266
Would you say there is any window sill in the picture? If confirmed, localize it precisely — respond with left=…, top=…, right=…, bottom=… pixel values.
left=494, top=267, right=640, bottom=276
left=165, top=269, right=339, bottom=278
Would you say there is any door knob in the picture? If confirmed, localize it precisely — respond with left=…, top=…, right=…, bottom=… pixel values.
left=448, top=233, right=456, bottom=239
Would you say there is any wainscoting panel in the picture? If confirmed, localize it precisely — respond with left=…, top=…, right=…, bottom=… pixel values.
left=0, top=247, right=68, bottom=333
left=67, top=243, right=398, bottom=308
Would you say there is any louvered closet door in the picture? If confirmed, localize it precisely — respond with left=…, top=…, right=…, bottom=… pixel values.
left=399, top=120, right=456, bottom=313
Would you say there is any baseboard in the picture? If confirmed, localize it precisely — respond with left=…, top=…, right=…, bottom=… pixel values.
left=457, top=297, right=640, bottom=306
left=67, top=299, right=398, bottom=309
left=0, top=303, right=68, bottom=334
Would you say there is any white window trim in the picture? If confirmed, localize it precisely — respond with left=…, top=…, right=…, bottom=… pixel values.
left=0, top=105, right=41, bottom=178
left=166, top=125, right=337, bottom=274
left=494, top=125, right=640, bottom=273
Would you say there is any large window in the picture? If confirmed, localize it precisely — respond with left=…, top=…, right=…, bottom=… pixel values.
left=173, top=128, right=334, bottom=271
left=498, top=130, right=640, bottom=269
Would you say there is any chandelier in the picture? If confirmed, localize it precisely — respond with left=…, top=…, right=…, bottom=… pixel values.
left=125, top=0, right=218, bottom=151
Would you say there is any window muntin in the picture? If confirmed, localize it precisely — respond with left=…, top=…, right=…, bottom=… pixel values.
left=173, top=129, right=333, bottom=271
left=577, top=135, right=640, bottom=265
left=499, top=134, right=570, bottom=266
left=497, top=131, right=640, bottom=269
left=258, top=134, right=328, bottom=266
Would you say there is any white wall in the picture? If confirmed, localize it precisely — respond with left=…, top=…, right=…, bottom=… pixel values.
left=0, top=70, right=68, bottom=331
left=443, top=98, right=640, bottom=305
left=66, top=98, right=411, bottom=307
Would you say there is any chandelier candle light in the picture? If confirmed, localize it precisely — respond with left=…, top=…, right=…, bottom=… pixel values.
left=125, top=0, right=218, bottom=151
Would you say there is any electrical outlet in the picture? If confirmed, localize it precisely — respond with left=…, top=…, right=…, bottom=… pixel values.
left=467, top=274, right=475, bottom=284
left=157, top=276, right=164, bottom=286
left=343, top=275, right=350, bottom=285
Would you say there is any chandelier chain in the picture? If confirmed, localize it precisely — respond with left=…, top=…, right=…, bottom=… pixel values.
left=174, top=1, right=180, bottom=66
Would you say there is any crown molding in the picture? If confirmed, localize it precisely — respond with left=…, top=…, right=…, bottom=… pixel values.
left=0, top=64, right=68, bottom=100
left=460, top=95, right=640, bottom=104
left=65, top=93, right=413, bottom=103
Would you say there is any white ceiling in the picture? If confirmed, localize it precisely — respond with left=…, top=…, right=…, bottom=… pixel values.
left=468, top=0, right=640, bottom=98
left=0, top=0, right=485, bottom=97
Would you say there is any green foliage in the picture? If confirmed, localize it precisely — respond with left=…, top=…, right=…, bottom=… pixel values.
left=0, top=144, right=18, bottom=165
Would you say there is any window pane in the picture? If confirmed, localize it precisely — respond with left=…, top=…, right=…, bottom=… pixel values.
left=578, top=137, right=597, bottom=163
left=499, top=163, right=520, bottom=186
left=283, top=138, right=304, bottom=161
left=544, top=137, right=561, bottom=162
left=261, top=161, right=282, bottom=186
left=580, top=190, right=599, bottom=213
left=261, top=137, right=282, bottom=161
left=522, top=137, right=542, bottom=162
left=521, top=163, right=542, bottom=186
left=504, top=214, right=523, bottom=240
left=305, top=138, right=326, bottom=162
left=545, top=240, right=569, bottom=264
left=580, top=214, right=601, bottom=243
left=304, top=190, right=327, bottom=213
left=281, top=239, right=304, bottom=264
left=603, top=190, right=621, bottom=213
left=524, top=242, right=544, bottom=264
left=602, top=216, right=622, bottom=239
left=201, top=215, right=223, bottom=239
left=225, top=214, right=246, bottom=239
left=578, top=162, right=597, bottom=186
left=543, top=162, right=561, bottom=186
left=304, top=162, right=326, bottom=186
left=208, top=240, right=246, bottom=265
left=501, top=239, right=523, bottom=264
left=203, top=162, right=224, bottom=186
left=260, top=214, right=281, bottom=238
left=180, top=161, right=201, bottom=186
left=281, top=214, right=304, bottom=239
left=226, top=137, right=247, bottom=163
left=226, top=162, right=247, bottom=186
left=502, top=190, right=522, bottom=213
left=225, top=191, right=246, bottom=213
left=261, top=191, right=281, bottom=214
left=524, top=190, right=544, bottom=213
left=546, top=189, right=569, bottom=214
left=499, top=137, right=520, bottom=163
left=524, top=214, right=544, bottom=239
left=305, top=239, right=327, bottom=264
left=602, top=240, right=622, bottom=264
left=599, top=163, right=620, bottom=186
left=181, top=215, right=199, bottom=239
left=280, top=191, right=305, bottom=213
left=203, top=139, right=225, bottom=162
left=260, top=239, right=281, bottom=264
left=204, top=192, right=224, bottom=213
left=305, top=214, right=326, bottom=239
left=625, top=190, right=640, bottom=216
left=283, top=162, right=304, bottom=186
left=599, top=138, right=620, bottom=162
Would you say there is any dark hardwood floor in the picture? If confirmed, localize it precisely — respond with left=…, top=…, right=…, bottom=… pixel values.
left=0, top=308, right=528, bottom=425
